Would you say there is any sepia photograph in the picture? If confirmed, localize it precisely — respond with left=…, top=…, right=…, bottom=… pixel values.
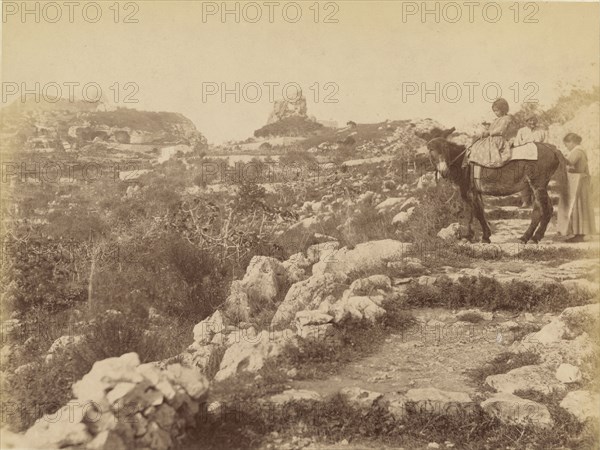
left=0, top=1, right=599, bottom=449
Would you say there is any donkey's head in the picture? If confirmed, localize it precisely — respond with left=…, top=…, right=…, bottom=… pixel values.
left=425, top=127, right=456, bottom=177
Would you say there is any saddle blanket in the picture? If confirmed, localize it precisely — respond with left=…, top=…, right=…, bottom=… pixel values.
left=510, top=142, right=538, bottom=161
left=469, top=142, right=538, bottom=169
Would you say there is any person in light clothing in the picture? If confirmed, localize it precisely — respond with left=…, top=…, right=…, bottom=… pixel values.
left=514, top=115, right=548, bottom=146
left=557, top=133, right=596, bottom=243
left=467, top=98, right=518, bottom=167
left=514, top=115, right=549, bottom=207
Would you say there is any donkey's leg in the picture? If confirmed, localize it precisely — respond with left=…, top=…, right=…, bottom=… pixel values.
left=460, top=187, right=475, bottom=241
left=473, top=192, right=492, bottom=243
left=519, top=171, right=542, bottom=244
left=532, top=186, right=553, bottom=243
left=520, top=185, right=542, bottom=243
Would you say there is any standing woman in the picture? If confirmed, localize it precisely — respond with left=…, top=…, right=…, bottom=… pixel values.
left=467, top=98, right=518, bottom=167
left=558, top=133, right=596, bottom=242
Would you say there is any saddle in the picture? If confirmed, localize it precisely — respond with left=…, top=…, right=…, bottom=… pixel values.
left=464, top=142, right=538, bottom=169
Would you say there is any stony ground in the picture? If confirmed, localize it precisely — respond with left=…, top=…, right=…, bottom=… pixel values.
left=257, top=200, right=600, bottom=450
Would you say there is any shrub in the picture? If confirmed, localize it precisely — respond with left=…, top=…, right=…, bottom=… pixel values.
left=404, top=275, right=590, bottom=312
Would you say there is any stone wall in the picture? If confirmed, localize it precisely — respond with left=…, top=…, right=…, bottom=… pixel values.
left=3, top=353, right=209, bottom=450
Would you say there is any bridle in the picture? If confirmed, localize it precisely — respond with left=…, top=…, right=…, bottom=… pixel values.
left=427, top=140, right=468, bottom=172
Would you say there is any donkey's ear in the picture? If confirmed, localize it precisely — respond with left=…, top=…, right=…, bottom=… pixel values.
left=441, top=127, right=456, bottom=138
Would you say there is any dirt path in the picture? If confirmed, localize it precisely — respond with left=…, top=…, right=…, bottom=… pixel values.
left=293, top=207, right=598, bottom=398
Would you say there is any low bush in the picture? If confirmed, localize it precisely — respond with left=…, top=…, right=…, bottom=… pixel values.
left=404, top=275, right=591, bottom=312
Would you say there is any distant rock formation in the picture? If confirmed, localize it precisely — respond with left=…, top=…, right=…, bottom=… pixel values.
left=255, top=93, right=323, bottom=138
left=267, top=93, right=308, bottom=124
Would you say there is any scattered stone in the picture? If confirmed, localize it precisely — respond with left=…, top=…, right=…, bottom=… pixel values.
left=312, top=239, right=412, bottom=282
left=349, top=274, right=392, bottom=295
left=405, top=388, right=472, bottom=416
left=481, top=392, right=553, bottom=429
left=193, top=310, right=225, bottom=345
left=555, top=363, right=582, bottom=384
left=214, top=330, right=294, bottom=381
left=486, top=365, right=565, bottom=395
left=270, top=389, right=322, bottom=404
left=241, top=256, right=288, bottom=304
left=437, top=223, right=461, bottom=241
left=271, top=273, right=338, bottom=328
left=331, top=295, right=386, bottom=323
left=560, top=390, right=600, bottom=423
left=340, top=387, right=383, bottom=408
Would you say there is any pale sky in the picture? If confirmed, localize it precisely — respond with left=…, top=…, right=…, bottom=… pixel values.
left=2, top=1, right=599, bottom=142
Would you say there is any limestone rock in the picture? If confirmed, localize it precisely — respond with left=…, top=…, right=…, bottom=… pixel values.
left=437, top=223, right=461, bottom=241
left=375, top=197, right=405, bottom=213
left=340, top=387, right=383, bottom=408
left=271, top=273, right=338, bottom=328
left=193, top=310, right=225, bottom=345
left=241, top=256, right=288, bottom=304
left=283, top=252, right=311, bottom=283
left=405, top=388, right=472, bottom=416
left=481, top=393, right=553, bottom=429
left=270, top=389, right=322, bottom=404
left=485, top=365, right=566, bottom=395
left=560, top=390, right=600, bottom=423
left=392, top=210, right=413, bottom=225
left=331, top=295, right=386, bottom=323
left=555, top=363, right=583, bottom=384
left=349, top=275, right=392, bottom=295
left=306, top=241, right=340, bottom=264
left=165, top=364, right=209, bottom=399
left=214, top=330, right=294, bottom=381
left=312, top=239, right=412, bottom=282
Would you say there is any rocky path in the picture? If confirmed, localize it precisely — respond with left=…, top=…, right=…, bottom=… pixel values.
left=291, top=308, right=549, bottom=397
left=264, top=202, right=599, bottom=449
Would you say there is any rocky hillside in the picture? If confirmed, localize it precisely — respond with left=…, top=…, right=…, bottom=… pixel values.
left=0, top=100, right=207, bottom=154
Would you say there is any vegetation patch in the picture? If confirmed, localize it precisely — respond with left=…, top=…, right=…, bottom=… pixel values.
left=468, top=351, right=541, bottom=388
left=404, top=275, right=592, bottom=312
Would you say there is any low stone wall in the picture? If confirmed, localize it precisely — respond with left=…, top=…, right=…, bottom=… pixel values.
left=3, top=353, right=209, bottom=450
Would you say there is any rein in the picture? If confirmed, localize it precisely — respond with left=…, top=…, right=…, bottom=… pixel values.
left=448, top=148, right=468, bottom=167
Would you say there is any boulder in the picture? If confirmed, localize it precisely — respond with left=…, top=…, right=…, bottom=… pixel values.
left=405, top=388, right=472, bottom=416
left=555, top=363, right=583, bottom=384
left=214, top=329, right=295, bottom=381
left=485, top=365, right=566, bottom=395
left=297, top=323, right=335, bottom=340
left=392, top=209, right=413, bottom=225
left=349, top=275, right=392, bottom=295
left=560, top=390, right=600, bottom=423
left=481, top=393, right=553, bottom=429
left=241, top=256, right=287, bottom=304
left=378, top=392, right=408, bottom=420
left=294, top=310, right=334, bottom=328
left=23, top=405, right=91, bottom=449
left=271, top=274, right=338, bottom=328
left=193, top=310, right=225, bottom=345
left=306, top=241, right=340, bottom=264
left=437, top=223, right=461, bottom=241
left=399, top=197, right=419, bottom=212
left=282, top=252, right=311, bottom=283
left=559, top=303, right=599, bottom=336
left=312, top=239, right=412, bottom=282
left=330, top=295, right=386, bottom=323
left=375, top=197, right=405, bottom=213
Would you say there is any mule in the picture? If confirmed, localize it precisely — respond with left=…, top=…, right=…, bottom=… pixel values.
left=422, top=127, right=567, bottom=244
